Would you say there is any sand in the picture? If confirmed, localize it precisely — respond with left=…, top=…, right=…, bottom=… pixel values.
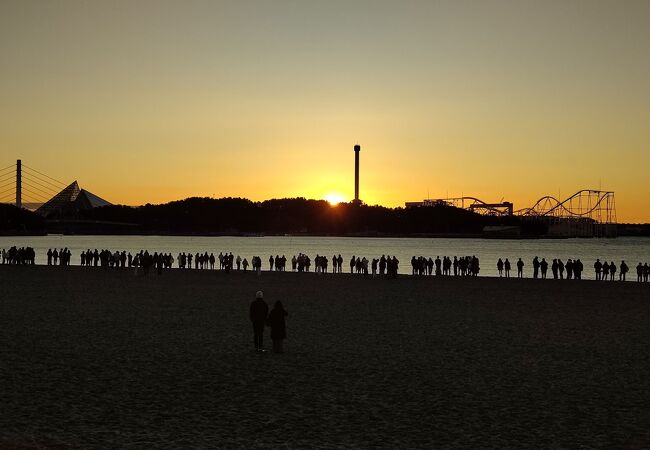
left=1, top=266, right=649, bottom=448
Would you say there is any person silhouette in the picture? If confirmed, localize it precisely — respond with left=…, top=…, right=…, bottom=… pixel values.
left=574, top=259, right=583, bottom=280
left=619, top=260, right=628, bottom=281
left=250, top=291, right=269, bottom=352
left=609, top=261, right=616, bottom=280
left=602, top=261, right=609, bottom=281
left=267, top=301, right=288, bottom=353
left=532, top=256, right=540, bottom=279
left=540, top=258, right=548, bottom=279
left=594, top=259, right=602, bottom=281
left=517, top=258, right=524, bottom=278
left=504, top=258, right=511, bottom=278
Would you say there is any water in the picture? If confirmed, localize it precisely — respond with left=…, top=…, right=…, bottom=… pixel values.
left=2, top=235, right=649, bottom=280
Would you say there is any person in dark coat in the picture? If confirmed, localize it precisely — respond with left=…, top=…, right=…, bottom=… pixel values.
left=267, top=301, right=288, bottom=353
left=250, top=291, right=269, bottom=351
left=619, top=260, right=628, bottom=281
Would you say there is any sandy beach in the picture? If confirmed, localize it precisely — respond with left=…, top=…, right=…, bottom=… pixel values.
left=1, top=266, right=648, bottom=448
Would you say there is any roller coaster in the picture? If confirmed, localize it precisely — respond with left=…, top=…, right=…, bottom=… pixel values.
left=516, top=190, right=616, bottom=221
left=406, top=190, right=617, bottom=237
left=516, top=190, right=616, bottom=237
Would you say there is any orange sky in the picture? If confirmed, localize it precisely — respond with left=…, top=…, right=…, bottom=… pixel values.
left=1, top=1, right=649, bottom=222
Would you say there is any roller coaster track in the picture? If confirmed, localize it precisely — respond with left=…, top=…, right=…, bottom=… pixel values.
left=412, top=189, right=616, bottom=225
left=515, top=190, right=616, bottom=223
left=415, top=197, right=514, bottom=216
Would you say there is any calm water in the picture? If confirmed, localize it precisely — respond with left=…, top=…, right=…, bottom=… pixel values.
left=2, top=235, right=650, bottom=280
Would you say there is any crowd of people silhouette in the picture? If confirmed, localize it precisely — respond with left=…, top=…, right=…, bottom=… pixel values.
left=411, top=255, right=479, bottom=276
left=491, top=256, right=648, bottom=282
left=1, top=246, right=36, bottom=265
left=269, top=255, right=288, bottom=271
left=292, top=253, right=311, bottom=272
left=45, top=248, right=72, bottom=266
left=2, top=246, right=649, bottom=282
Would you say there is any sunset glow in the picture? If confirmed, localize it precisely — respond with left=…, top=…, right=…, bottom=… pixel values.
left=324, top=193, right=346, bottom=206
left=1, top=1, right=649, bottom=221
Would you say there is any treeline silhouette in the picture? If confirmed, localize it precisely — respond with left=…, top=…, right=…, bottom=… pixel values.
left=0, top=204, right=45, bottom=234
left=3, top=197, right=650, bottom=236
left=617, top=223, right=650, bottom=237
left=77, top=197, right=534, bottom=235
left=1, top=197, right=556, bottom=236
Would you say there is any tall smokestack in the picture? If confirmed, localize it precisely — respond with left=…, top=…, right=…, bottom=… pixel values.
left=16, top=159, right=21, bottom=209
left=354, top=144, right=360, bottom=203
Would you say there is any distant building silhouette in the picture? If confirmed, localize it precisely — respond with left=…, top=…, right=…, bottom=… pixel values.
left=36, top=181, right=111, bottom=218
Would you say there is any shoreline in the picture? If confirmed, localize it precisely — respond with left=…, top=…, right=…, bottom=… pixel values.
left=1, top=263, right=648, bottom=283
left=0, top=231, right=636, bottom=239
left=0, top=263, right=647, bottom=282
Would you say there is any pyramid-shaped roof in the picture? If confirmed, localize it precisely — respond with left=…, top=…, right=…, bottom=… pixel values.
left=36, top=181, right=111, bottom=217
left=79, top=189, right=111, bottom=208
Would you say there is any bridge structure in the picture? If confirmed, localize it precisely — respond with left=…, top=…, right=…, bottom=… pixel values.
left=406, top=189, right=617, bottom=237
left=0, top=160, right=70, bottom=210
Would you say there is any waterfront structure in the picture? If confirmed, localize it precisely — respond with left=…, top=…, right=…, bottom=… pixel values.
left=36, top=181, right=111, bottom=218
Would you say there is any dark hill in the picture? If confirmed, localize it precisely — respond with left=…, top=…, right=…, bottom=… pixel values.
left=0, top=204, right=45, bottom=235
left=80, top=197, right=504, bottom=235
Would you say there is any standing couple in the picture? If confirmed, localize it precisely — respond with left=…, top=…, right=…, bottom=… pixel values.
left=249, top=290, right=288, bottom=353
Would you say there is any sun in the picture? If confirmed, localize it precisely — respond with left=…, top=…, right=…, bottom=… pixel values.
left=324, top=192, right=346, bottom=206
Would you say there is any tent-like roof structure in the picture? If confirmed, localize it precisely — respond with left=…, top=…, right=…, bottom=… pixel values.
left=36, top=181, right=111, bottom=217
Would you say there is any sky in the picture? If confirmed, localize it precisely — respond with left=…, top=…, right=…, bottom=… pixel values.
left=1, top=0, right=649, bottom=222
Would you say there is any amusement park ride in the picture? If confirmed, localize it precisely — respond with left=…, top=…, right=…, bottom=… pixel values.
left=406, top=190, right=617, bottom=237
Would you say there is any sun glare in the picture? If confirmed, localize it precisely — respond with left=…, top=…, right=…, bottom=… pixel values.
left=324, top=193, right=345, bottom=206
